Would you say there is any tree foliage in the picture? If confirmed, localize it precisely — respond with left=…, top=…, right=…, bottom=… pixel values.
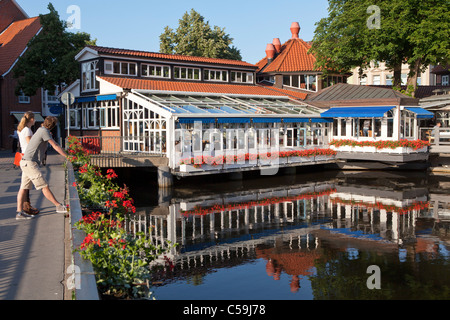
left=310, top=0, right=450, bottom=93
left=159, top=9, right=242, bottom=61
left=13, top=3, right=96, bottom=96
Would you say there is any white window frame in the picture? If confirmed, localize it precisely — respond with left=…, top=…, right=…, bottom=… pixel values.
left=82, top=101, right=99, bottom=129
left=204, top=69, right=228, bottom=82
left=231, top=71, right=254, bottom=84
left=442, top=75, right=449, bottom=86
left=141, top=64, right=171, bottom=79
left=105, top=60, right=137, bottom=77
left=81, top=60, right=99, bottom=92
left=18, top=91, right=30, bottom=103
left=69, top=104, right=81, bottom=129
left=174, top=66, right=201, bottom=80
left=283, top=74, right=318, bottom=92
left=99, top=100, right=120, bottom=129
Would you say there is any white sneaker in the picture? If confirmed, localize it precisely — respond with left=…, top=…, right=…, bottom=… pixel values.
left=56, top=204, right=67, bottom=213
left=16, top=211, right=35, bottom=220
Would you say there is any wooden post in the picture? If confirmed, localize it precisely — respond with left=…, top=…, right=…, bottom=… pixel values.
left=157, top=166, right=173, bottom=188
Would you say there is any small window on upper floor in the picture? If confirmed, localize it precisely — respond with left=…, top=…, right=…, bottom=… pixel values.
left=174, top=66, right=200, bottom=80
left=231, top=71, right=253, bottom=84
left=141, top=64, right=170, bottom=79
left=82, top=60, right=99, bottom=92
left=104, top=60, right=137, bottom=76
left=204, top=69, right=228, bottom=82
left=18, top=91, right=30, bottom=104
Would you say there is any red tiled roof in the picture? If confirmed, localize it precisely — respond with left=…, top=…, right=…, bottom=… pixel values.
left=256, top=38, right=317, bottom=73
left=87, top=45, right=257, bottom=69
left=98, top=76, right=307, bottom=100
left=0, top=16, right=41, bottom=75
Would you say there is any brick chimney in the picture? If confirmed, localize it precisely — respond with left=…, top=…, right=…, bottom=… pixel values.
left=290, top=22, right=300, bottom=39
left=265, top=43, right=276, bottom=64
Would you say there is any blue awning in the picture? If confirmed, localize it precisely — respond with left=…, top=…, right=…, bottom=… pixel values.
left=252, top=118, right=282, bottom=123
left=97, top=94, right=117, bottom=102
left=283, top=118, right=311, bottom=123
left=178, top=118, right=216, bottom=124
left=282, top=118, right=333, bottom=123
left=321, top=106, right=395, bottom=118
left=312, top=118, right=333, bottom=123
left=75, top=96, right=96, bottom=103
left=405, top=107, right=434, bottom=119
left=217, top=118, right=251, bottom=124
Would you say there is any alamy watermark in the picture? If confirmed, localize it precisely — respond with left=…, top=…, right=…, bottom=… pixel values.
left=366, top=265, right=381, bottom=289
left=66, top=5, right=81, bottom=30
left=367, top=5, right=381, bottom=30
left=66, top=264, right=81, bottom=290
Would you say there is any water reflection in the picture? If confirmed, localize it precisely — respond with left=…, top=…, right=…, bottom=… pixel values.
left=124, top=171, right=450, bottom=300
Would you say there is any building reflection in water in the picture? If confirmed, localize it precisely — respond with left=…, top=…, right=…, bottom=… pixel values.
left=123, top=175, right=450, bottom=297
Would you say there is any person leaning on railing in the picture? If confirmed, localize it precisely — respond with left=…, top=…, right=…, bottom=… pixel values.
left=16, top=116, right=68, bottom=220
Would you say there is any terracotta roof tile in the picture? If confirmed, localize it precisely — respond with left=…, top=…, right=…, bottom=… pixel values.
left=257, top=38, right=316, bottom=73
left=98, top=76, right=307, bottom=100
left=0, top=16, right=41, bottom=75
left=88, top=45, right=257, bottom=69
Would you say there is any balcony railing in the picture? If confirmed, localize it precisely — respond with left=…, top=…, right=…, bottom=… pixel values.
left=73, top=136, right=167, bottom=157
left=419, top=127, right=450, bottom=146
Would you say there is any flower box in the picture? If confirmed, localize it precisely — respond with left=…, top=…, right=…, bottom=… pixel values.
left=224, top=161, right=256, bottom=169
left=315, top=155, right=335, bottom=162
left=352, top=146, right=377, bottom=153
left=289, top=156, right=313, bottom=164
left=179, top=164, right=222, bottom=173
left=335, top=146, right=353, bottom=152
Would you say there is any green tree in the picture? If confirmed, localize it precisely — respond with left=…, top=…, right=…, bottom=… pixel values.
left=13, top=3, right=96, bottom=96
left=160, top=9, right=242, bottom=61
left=310, top=0, right=450, bottom=94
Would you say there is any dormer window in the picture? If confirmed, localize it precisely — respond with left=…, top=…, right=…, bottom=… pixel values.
left=283, top=74, right=317, bottom=91
left=104, top=60, right=137, bottom=76
left=81, top=60, right=99, bottom=92
left=141, top=64, right=170, bottom=79
left=204, top=69, right=228, bottom=82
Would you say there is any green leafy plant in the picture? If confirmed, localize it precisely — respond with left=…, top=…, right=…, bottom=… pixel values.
left=67, top=136, right=176, bottom=299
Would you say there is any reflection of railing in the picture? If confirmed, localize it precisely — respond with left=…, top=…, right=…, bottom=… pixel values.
left=75, top=136, right=167, bottom=157
left=420, top=127, right=450, bottom=146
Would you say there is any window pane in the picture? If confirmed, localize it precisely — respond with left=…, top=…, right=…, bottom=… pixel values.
left=231, top=72, right=236, bottom=82
left=308, top=75, right=317, bottom=91
left=163, top=66, right=170, bottom=78
left=121, top=63, right=128, bottom=75
left=113, top=62, right=121, bottom=74
left=300, top=75, right=306, bottom=89
left=155, top=66, right=162, bottom=76
left=283, top=76, right=290, bottom=86
left=292, top=75, right=299, bottom=88
left=129, top=63, right=136, bottom=75
left=142, top=65, right=148, bottom=76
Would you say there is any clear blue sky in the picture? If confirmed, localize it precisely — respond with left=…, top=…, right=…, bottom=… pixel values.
left=18, top=0, right=330, bottom=64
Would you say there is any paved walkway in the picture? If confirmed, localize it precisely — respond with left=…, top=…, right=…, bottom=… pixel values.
left=0, top=150, right=68, bottom=300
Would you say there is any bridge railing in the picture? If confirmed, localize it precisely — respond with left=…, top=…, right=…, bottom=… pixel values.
left=419, top=127, right=450, bottom=146
left=73, top=136, right=167, bottom=157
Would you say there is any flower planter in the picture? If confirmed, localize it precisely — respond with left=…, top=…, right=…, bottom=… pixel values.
left=315, top=155, right=335, bottom=162
left=334, top=146, right=353, bottom=152
left=179, top=164, right=222, bottom=173
left=352, top=146, right=377, bottom=153
left=224, top=161, right=256, bottom=169
left=289, top=156, right=313, bottom=164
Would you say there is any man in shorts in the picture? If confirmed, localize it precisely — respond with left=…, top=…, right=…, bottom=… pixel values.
left=16, top=116, right=68, bottom=220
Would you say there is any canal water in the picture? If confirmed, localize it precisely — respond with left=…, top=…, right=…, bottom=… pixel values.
left=120, top=167, right=450, bottom=300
